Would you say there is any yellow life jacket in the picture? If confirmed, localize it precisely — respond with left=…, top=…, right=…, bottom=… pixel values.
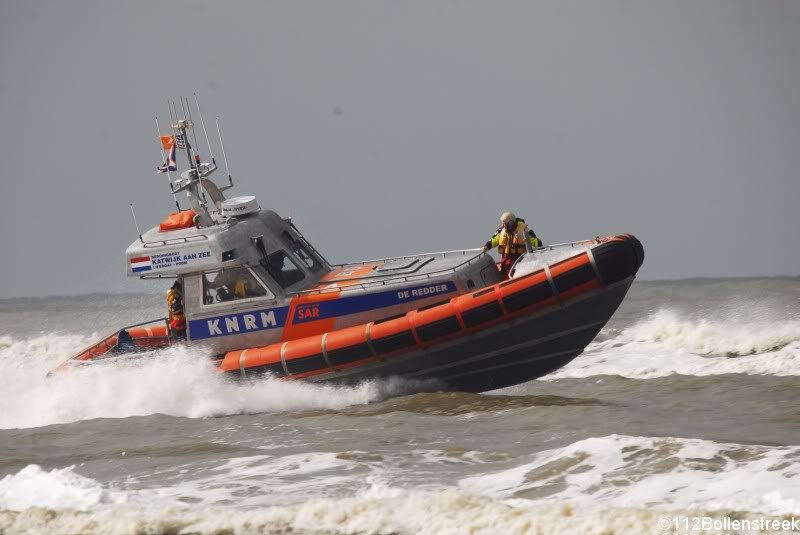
left=498, top=222, right=528, bottom=257
left=234, top=279, right=247, bottom=298
left=166, top=288, right=185, bottom=323
left=487, top=218, right=542, bottom=256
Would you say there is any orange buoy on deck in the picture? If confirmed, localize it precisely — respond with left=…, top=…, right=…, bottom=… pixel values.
left=159, top=210, right=197, bottom=232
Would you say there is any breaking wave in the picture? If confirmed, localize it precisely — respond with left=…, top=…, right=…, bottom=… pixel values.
left=461, top=435, right=800, bottom=515
left=4, top=497, right=795, bottom=535
left=619, top=308, right=800, bottom=357
left=549, top=308, right=800, bottom=379
left=2, top=435, right=799, bottom=534
left=0, top=465, right=134, bottom=511
left=0, top=335, right=410, bottom=430
left=4, top=436, right=800, bottom=516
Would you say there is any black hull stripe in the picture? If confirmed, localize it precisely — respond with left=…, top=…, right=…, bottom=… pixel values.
left=328, top=342, right=372, bottom=366
left=461, top=301, right=503, bottom=328
left=372, top=330, right=417, bottom=354
left=416, top=316, right=461, bottom=342
left=552, top=262, right=596, bottom=293
left=404, top=320, right=605, bottom=379
left=502, top=281, right=554, bottom=312
left=287, top=354, right=328, bottom=375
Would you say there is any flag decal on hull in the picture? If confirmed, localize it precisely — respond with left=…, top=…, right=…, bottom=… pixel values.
left=130, top=256, right=152, bottom=272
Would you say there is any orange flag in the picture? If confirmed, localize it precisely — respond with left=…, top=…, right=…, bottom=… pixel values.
left=160, top=135, right=176, bottom=150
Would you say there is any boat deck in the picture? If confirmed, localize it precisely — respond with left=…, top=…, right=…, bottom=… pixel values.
left=297, top=249, right=487, bottom=295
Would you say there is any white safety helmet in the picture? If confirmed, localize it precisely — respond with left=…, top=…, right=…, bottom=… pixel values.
left=500, top=211, right=516, bottom=224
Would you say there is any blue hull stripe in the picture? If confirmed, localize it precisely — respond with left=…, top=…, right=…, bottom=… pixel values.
left=189, top=282, right=458, bottom=340
left=293, top=282, right=457, bottom=324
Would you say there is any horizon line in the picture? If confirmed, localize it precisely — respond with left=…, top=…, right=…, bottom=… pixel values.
left=0, top=274, right=798, bottom=301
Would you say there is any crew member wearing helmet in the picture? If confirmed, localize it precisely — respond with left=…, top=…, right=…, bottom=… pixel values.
left=166, top=279, right=187, bottom=337
left=482, top=212, right=543, bottom=279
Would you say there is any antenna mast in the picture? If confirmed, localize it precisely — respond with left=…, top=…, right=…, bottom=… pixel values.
left=215, top=117, right=233, bottom=186
left=193, top=93, right=216, bottom=166
left=129, top=204, right=143, bottom=243
left=181, top=97, right=213, bottom=208
left=172, top=114, right=214, bottom=227
left=185, top=97, right=202, bottom=162
left=149, top=98, right=231, bottom=227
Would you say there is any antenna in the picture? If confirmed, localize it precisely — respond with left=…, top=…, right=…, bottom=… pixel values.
left=180, top=96, right=212, bottom=211
left=155, top=117, right=181, bottom=211
left=170, top=101, right=185, bottom=144
left=180, top=97, right=193, bottom=154
left=180, top=96, right=189, bottom=121
left=215, top=117, right=233, bottom=186
left=168, top=100, right=180, bottom=160
left=169, top=99, right=192, bottom=204
left=130, top=203, right=143, bottom=243
left=172, top=105, right=217, bottom=226
left=185, top=96, right=201, bottom=159
left=168, top=99, right=178, bottom=126
left=193, top=93, right=216, bottom=166
left=177, top=98, right=199, bottom=175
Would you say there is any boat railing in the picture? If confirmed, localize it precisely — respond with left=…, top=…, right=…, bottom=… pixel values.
left=330, top=238, right=596, bottom=269
left=296, top=239, right=597, bottom=297
left=117, top=317, right=171, bottom=331
left=142, top=234, right=209, bottom=248
left=296, top=249, right=485, bottom=296
left=528, top=239, right=597, bottom=252
left=330, top=247, right=484, bottom=268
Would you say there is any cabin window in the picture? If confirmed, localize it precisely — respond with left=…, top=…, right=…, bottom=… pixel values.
left=202, top=267, right=272, bottom=305
left=282, top=231, right=323, bottom=273
left=261, top=250, right=305, bottom=289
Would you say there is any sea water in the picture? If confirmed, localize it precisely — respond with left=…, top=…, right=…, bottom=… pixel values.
left=0, top=278, right=798, bottom=534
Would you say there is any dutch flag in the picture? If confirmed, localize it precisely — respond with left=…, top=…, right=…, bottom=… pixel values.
left=130, top=256, right=152, bottom=273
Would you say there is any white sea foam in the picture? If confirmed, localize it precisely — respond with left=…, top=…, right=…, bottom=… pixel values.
left=461, top=435, right=800, bottom=515
left=0, top=335, right=407, bottom=430
left=0, top=465, right=134, bottom=511
left=132, top=448, right=508, bottom=508
left=4, top=435, right=798, bottom=519
left=620, top=308, right=800, bottom=357
left=0, top=486, right=796, bottom=535
left=550, top=339, right=800, bottom=379
left=549, top=308, right=800, bottom=379
left=133, top=452, right=366, bottom=507
left=0, top=334, right=93, bottom=370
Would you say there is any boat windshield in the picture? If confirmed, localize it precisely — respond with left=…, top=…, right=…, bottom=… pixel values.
left=202, top=267, right=272, bottom=304
left=260, top=251, right=306, bottom=289
left=282, top=231, right=324, bottom=273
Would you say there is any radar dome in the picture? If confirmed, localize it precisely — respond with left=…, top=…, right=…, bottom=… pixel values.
left=220, top=196, right=259, bottom=218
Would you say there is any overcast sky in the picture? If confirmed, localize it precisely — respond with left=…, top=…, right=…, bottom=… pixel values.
left=1, top=1, right=798, bottom=298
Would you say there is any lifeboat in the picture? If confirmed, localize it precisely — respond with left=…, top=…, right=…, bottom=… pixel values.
left=215, top=234, right=643, bottom=392
left=48, top=106, right=645, bottom=392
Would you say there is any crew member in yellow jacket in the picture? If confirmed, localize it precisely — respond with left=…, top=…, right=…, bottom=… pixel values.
left=482, top=212, right=543, bottom=279
left=166, top=280, right=186, bottom=337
